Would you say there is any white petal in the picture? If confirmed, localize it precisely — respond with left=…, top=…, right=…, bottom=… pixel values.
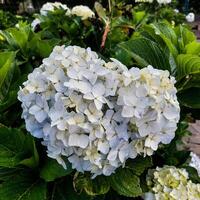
left=92, top=82, right=105, bottom=97
left=83, top=93, right=94, bottom=100
left=68, top=133, right=89, bottom=148
left=94, top=99, right=103, bottom=110
left=35, top=110, right=47, bottom=123
left=29, top=105, right=41, bottom=115
left=107, top=149, right=118, bottom=161
left=163, top=104, right=179, bottom=120
left=121, top=106, right=134, bottom=118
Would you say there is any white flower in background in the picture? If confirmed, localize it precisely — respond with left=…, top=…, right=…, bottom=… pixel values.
left=157, top=0, right=171, bottom=4
left=146, top=166, right=200, bottom=200
left=135, top=0, right=154, bottom=3
left=71, top=5, right=95, bottom=20
left=186, top=12, right=195, bottom=23
left=31, top=18, right=41, bottom=30
left=190, top=152, right=200, bottom=177
left=40, top=2, right=71, bottom=16
left=174, top=9, right=179, bottom=13
left=18, top=45, right=180, bottom=177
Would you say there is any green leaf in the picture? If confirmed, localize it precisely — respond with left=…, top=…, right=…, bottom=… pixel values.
left=178, top=88, right=200, bottom=108
left=149, top=22, right=178, bottom=58
left=35, top=39, right=60, bottom=58
left=0, top=173, right=47, bottom=200
left=185, top=41, right=200, bottom=55
left=19, top=137, right=39, bottom=168
left=117, top=37, right=171, bottom=71
left=51, top=178, right=93, bottom=200
left=182, top=166, right=200, bottom=184
left=0, top=126, right=38, bottom=168
left=133, top=11, right=146, bottom=25
left=0, top=51, right=15, bottom=101
left=176, top=54, right=200, bottom=80
left=110, top=168, right=142, bottom=197
left=0, top=22, right=30, bottom=51
left=126, top=156, right=152, bottom=176
left=175, top=25, right=196, bottom=51
left=40, top=157, right=73, bottom=182
left=74, top=173, right=110, bottom=196
left=0, top=167, right=21, bottom=181
left=94, top=2, right=109, bottom=25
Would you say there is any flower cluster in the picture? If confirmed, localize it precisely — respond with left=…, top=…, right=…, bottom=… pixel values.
left=40, top=2, right=71, bottom=16
left=186, top=12, right=195, bottom=23
left=135, top=0, right=171, bottom=4
left=135, top=0, right=154, bottom=3
left=190, top=152, right=200, bottom=177
left=40, top=2, right=95, bottom=19
left=18, top=45, right=180, bottom=177
left=156, top=0, right=171, bottom=4
left=32, top=2, right=95, bottom=30
left=71, top=5, right=95, bottom=20
left=146, top=166, right=200, bottom=200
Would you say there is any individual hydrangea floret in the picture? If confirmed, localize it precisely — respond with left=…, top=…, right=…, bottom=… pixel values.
left=71, top=5, right=95, bottom=20
left=146, top=166, right=200, bottom=200
left=190, top=152, right=200, bottom=177
left=18, top=45, right=180, bottom=177
left=40, top=2, right=71, bottom=16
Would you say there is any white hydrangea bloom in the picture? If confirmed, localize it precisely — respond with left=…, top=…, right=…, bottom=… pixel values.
left=18, top=45, right=180, bottom=177
left=40, top=2, right=71, bottom=16
left=186, top=13, right=195, bottom=23
left=190, top=152, right=200, bottom=177
left=118, top=65, right=180, bottom=156
left=157, top=0, right=171, bottom=4
left=71, top=5, right=95, bottom=20
left=135, top=0, right=154, bottom=3
left=146, top=166, right=200, bottom=200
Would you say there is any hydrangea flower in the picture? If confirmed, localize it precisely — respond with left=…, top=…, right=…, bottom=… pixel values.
left=190, top=152, right=200, bottom=177
left=32, top=3, right=95, bottom=30
left=40, top=2, right=71, bottom=16
left=18, top=45, right=180, bottom=177
left=146, top=166, right=200, bottom=200
left=71, top=5, right=95, bottom=20
left=135, top=0, right=154, bottom=3
left=186, top=13, right=195, bottom=23
left=156, top=0, right=172, bottom=4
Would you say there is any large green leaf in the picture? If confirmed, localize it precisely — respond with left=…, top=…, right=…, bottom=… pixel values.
left=175, top=25, right=196, bottom=52
left=185, top=41, right=200, bottom=55
left=117, top=37, right=171, bottom=71
left=110, top=168, right=142, bottom=197
left=149, top=22, right=178, bottom=58
left=126, top=156, right=152, bottom=176
left=51, top=178, right=93, bottom=200
left=40, top=157, right=73, bottom=182
left=176, top=54, right=200, bottom=80
left=0, top=22, right=30, bottom=51
left=0, top=126, right=38, bottom=168
left=0, top=167, right=21, bottom=181
left=0, top=51, right=15, bottom=101
left=178, top=87, right=200, bottom=108
left=0, top=173, right=47, bottom=200
left=74, top=174, right=110, bottom=196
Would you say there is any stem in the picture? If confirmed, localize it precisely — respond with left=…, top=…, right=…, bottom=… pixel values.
left=101, top=23, right=110, bottom=48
